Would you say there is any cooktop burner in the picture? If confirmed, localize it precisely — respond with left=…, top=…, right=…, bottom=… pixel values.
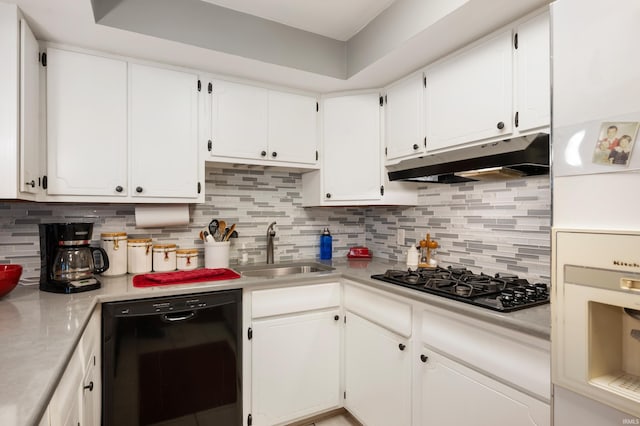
left=371, top=266, right=549, bottom=312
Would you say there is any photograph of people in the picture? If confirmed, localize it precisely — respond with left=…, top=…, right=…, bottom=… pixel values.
left=592, top=121, right=639, bottom=166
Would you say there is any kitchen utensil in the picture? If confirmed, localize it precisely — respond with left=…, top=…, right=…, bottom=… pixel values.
left=229, top=230, right=238, bottom=239
left=208, top=219, right=219, bottom=237
left=217, top=220, right=227, bottom=241
left=223, top=224, right=237, bottom=241
left=199, top=230, right=205, bottom=241
left=0, top=264, right=22, bottom=297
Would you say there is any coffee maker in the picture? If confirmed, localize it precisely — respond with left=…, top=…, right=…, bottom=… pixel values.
left=39, top=223, right=109, bottom=293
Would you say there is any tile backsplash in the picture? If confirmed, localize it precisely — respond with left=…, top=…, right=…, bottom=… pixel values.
left=0, top=165, right=550, bottom=283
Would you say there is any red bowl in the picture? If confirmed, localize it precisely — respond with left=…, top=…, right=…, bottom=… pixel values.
left=0, top=265, right=23, bottom=298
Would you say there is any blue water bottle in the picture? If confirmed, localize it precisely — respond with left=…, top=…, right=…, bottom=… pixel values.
left=320, top=228, right=332, bottom=260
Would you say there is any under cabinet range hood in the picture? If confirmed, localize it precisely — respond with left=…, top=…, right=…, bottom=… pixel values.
left=387, top=133, right=550, bottom=183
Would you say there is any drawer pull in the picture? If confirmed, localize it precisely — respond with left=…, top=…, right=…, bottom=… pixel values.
left=420, top=354, right=428, bottom=363
left=398, top=343, right=406, bottom=351
left=83, top=381, right=94, bottom=392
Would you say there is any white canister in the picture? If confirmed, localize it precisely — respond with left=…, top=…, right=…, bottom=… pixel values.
left=204, top=241, right=230, bottom=269
left=153, top=244, right=177, bottom=272
left=127, top=238, right=153, bottom=274
left=176, top=248, right=198, bottom=271
left=100, top=232, right=127, bottom=276
left=406, top=246, right=420, bottom=270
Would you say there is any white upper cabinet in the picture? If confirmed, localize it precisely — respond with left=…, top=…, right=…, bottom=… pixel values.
left=210, top=79, right=268, bottom=160
left=514, top=11, right=550, bottom=132
left=268, top=90, right=317, bottom=164
left=0, top=5, right=40, bottom=200
left=44, top=48, right=202, bottom=202
left=208, top=79, right=318, bottom=166
left=46, top=48, right=128, bottom=197
left=129, top=63, right=199, bottom=199
left=20, top=19, right=40, bottom=194
left=321, top=93, right=382, bottom=202
left=384, top=73, right=425, bottom=163
left=425, top=30, right=514, bottom=152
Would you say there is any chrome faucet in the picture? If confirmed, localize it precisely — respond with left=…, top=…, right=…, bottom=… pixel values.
left=266, top=221, right=277, bottom=264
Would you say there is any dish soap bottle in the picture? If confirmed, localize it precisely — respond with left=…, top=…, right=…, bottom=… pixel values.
left=320, top=228, right=332, bottom=260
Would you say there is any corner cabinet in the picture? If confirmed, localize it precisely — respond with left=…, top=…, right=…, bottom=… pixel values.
left=44, top=47, right=203, bottom=203
left=245, top=283, right=341, bottom=426
left=206, top=79, right=318, bottom=167
left=343, top=283, right=412, bottom=426
left=302, top=92, right=417, bottom=206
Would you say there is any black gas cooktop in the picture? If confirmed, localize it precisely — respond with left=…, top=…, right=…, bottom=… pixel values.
left=371, top=266, right=549, bottom=312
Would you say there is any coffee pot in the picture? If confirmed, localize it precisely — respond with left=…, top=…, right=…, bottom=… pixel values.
left=39, top=223, right=109, bottom=293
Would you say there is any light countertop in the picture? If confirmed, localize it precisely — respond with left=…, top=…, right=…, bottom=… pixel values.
left=0, top=258, right=550, bottom=426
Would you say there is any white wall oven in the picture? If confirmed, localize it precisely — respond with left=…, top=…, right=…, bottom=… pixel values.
left=553, top=229, right=640, bottom=418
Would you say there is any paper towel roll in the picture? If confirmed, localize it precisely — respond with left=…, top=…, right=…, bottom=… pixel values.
left=134, top=204, right=190, bottom=228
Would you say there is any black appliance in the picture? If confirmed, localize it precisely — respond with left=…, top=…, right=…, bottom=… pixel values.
left=371, top=266, right=549, bottom=312
left=102, top=290, right=242, bottom=426
left=39, top=223, right=108, bottom=293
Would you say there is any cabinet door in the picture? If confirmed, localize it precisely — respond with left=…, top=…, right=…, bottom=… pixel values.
left=46, top=48, right=127, bottom=196
left=19, top=19, right=40, bottom=194
left=385, top=74, right=425, bottom=162
left=129, top=63, right=199, bottom=198
left=322, top=94, right=382, bottom=202
left=515, top=11, right=550, bottom=132
left=268, top=91, right=317, bottom=164
left=425, top=31, right=513, bottom=152
left=81, top=353, right=99, bottom=426
left=418, top=347, right=549, bottom=426
left=210, top=79, right=268, bottom=160
left=251, top=309, right=340, bottom=426
left=344, top=312, right=411, bottom=426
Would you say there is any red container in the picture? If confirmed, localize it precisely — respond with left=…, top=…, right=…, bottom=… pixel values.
left=0, top=265, right=22, bottom=298
left=347, top=246, right=372, bottom=259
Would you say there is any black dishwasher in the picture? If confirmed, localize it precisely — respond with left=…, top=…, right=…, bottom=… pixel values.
left=102, top=290, right=241, bottom=426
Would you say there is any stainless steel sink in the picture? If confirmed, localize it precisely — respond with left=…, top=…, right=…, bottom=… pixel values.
left=235, top=262, right=335, bottom=278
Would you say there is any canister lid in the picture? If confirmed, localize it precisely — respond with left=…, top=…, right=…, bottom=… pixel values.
left=153, top=244, right=177, bottom=250
left=128, top=238, right=152, bottom=244
left=176, top=248, right=198, bottom=255
left=101, top=232, right=127, bottom=238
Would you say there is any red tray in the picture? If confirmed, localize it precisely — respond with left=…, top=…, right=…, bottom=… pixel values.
left=133, top=268, right=240, bottom=287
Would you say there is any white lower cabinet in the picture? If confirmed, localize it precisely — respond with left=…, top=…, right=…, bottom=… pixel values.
left=48, top=306, right=101, bottom=426
left=251, top=309, right=341, bottom=425
left=344, top=312, right=411, bottom=426
left=418, top=347, right=549, bottom=426
left=247, top=282, right=342, bottom=426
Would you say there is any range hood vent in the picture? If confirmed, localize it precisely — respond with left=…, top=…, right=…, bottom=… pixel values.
left=387, top=133, right=549, bottom=183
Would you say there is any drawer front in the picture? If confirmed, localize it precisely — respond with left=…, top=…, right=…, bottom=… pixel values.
left=344, top=283, right=412, bottom=337
left=421, top=305, right=550, bottom=400
left=251, top=282, right=341, bottom=318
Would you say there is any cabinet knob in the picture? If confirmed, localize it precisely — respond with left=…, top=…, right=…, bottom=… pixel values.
left=271, top=152, right=278, bottom=158
left=136, top=186, right=143, bottom=193
left=398, top=343, right=406, bottom=351
left=497, top=121, right=505, bottom=130
left=260, top=151, right=267, bottom=157
left=413, top=144, right=419, bottom=150
left=115, top=186, right=123, bottom=193
left=334, top=315, right=339, bottom=321
left=325, top=193, right=331, bottom=199
left=83, top=381, right=94, bottom=392
left=420, top=354, right=428, bottom=363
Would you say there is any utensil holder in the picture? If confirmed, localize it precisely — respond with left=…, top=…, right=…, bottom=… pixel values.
left=204, top=241, right=230, bottom=269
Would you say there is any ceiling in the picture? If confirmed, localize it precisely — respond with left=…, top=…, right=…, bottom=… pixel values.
left=9, top=0, right=550, bottom=93
left=199, top=0, right=397, bottom=41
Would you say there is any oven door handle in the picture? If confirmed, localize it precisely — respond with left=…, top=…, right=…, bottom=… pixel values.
left=161, top=311, right=197, bottom=323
